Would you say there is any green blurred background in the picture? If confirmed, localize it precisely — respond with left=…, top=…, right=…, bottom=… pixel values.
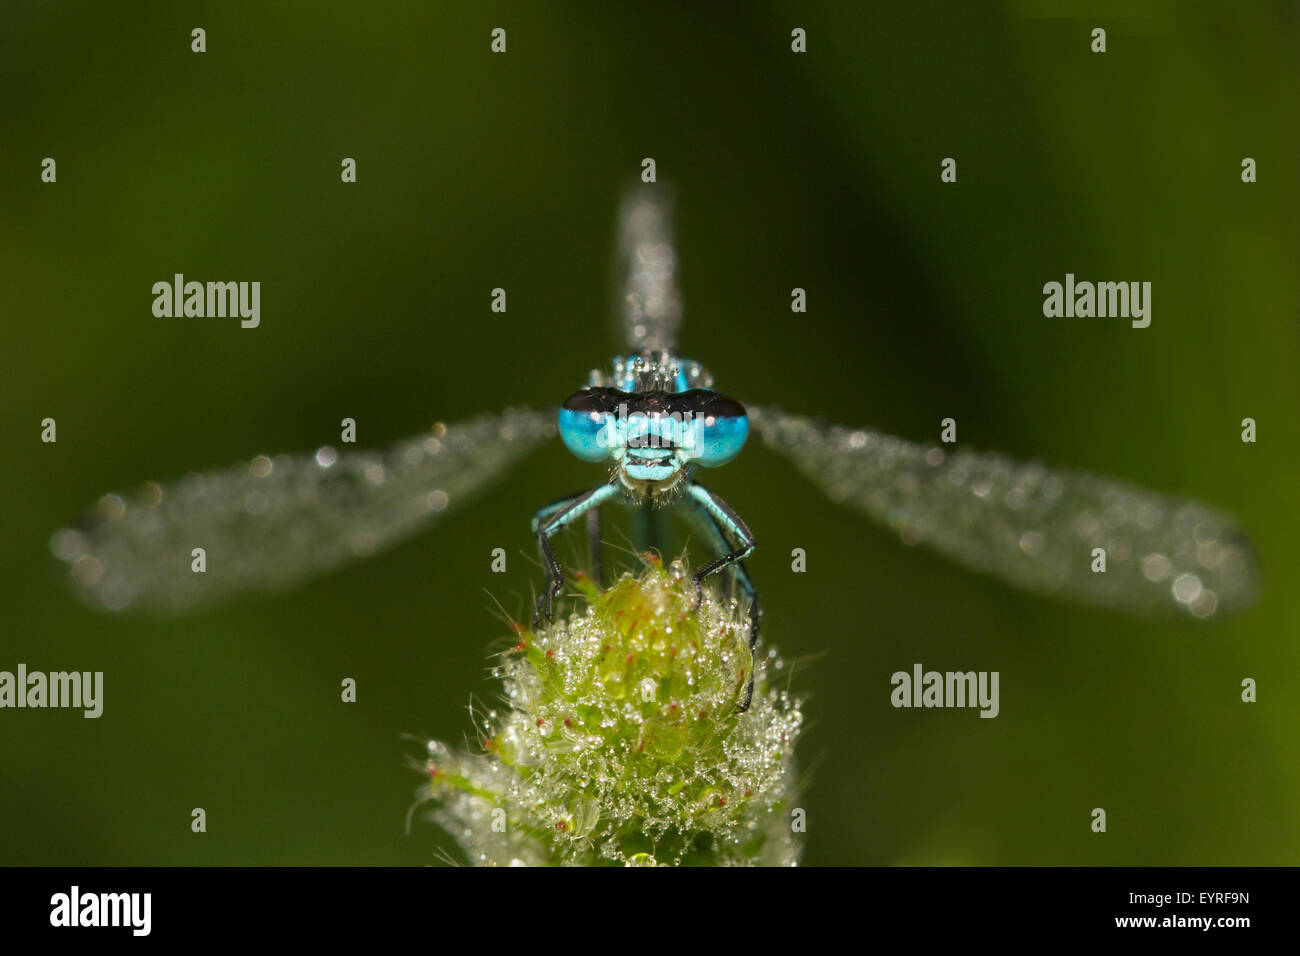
left=2, top=0, right=1297, bottom=865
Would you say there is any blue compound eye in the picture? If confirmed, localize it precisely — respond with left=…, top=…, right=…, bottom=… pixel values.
left=558, top=387, right=626, bottom=462
left=677, top=391, right=748, bottom=467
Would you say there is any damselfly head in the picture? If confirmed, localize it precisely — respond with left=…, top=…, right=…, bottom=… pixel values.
left=557, top=380, right=750, bottom=498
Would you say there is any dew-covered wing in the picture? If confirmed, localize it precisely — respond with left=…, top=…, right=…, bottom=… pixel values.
left=749, top=406, right=1257, bottom=617
left=52, top=408, right=556, bottom=612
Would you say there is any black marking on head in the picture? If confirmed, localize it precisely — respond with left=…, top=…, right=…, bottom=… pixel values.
left=670, top=390, right=747, bottom=422
left=562, top=386, right=628, bottom=414
left=571, top=389, right=746, bottom=416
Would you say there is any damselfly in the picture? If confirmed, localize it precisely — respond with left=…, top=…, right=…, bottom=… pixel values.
left=53, top=188, right=1258, bottom=710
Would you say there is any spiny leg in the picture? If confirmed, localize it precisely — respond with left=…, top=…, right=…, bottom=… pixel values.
left=686, top=498, right=761, bottom=711
left=685, top=479, right=760, bottom=711
left=685, top=480, right=757, bottom=599
left=684, top=493, right=760, bottom=633
left=532, top=483, right=620, bottom=625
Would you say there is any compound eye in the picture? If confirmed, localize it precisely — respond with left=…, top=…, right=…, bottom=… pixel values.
left=696, top=392, right=746, bottom=423
left=558, top=388, right=625, bottom=462
left=678, top=391, right=748, bottom=467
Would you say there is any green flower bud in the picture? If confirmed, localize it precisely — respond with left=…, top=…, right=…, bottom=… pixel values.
left=416, top=557, right=805, bottom=866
